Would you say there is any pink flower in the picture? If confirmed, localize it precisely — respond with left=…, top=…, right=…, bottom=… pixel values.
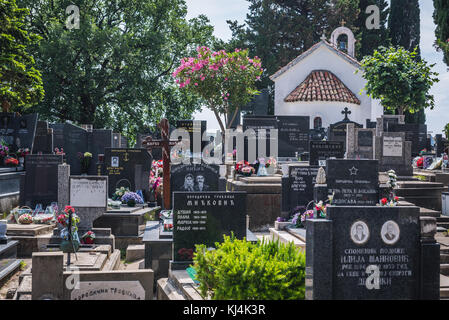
left=194, top=83, right=198, bottom=86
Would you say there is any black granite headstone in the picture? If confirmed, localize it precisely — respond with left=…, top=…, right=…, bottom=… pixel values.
left=0, top=113, right=38, bottom=152
left=326, top=159, right=379, bottom=206
left=20, top=154, right=63, bottom=207
left=277, top=116, right=310, bottom=157
left=286, top=166, right=319, bottom=213
left=388, top=124, right=427, bottom=156
left=328, top=120, right=362, bottom=152
left=103, top=148, right=152, bottom=199
left=176, top=120, right=207, bottom=154
left=171, top=164, right=220, bottom=193
left=88, top=129, right=112, bottom=175
left=328, top=206, right=419, bottom=299
left=309, top=141, right=344, bottom=166
left=32, top=121, right=54, bottom=154
left=242, top=115, right=278, bottom=160
left=358, top=131, right=374, bottom=147
left=172, top=192, right=246, bottom=262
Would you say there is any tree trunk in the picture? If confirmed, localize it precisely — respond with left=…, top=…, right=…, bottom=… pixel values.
left=2, top=100, right=11, bottom=113
left=227, top=107, right=240, bottom=129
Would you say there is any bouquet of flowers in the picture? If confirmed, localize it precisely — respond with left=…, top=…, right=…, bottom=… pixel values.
left=151, top=160, right=163, bottom=177
left=4, top=156, right=19, bottom=167
left=265, top=157, right=277, bottom=168
left=16, top=148, right=30, bottom=158
left=121, top=191, right=144, bottom=207
left=81, top=231, right=96, bottom=244
left=380, top=196, right=399, bottom=207
left=54, top=147, right=65, bottom=155
left=112, top=187, right=129, bottom=201
left=235, top=160, right=255, bottom=176
left=78, top=151, right=93, bottom=173
left=57, top=206, right=80, bottom=252
left=0, top=141, right=9, bottom=159
left=18, top=213, right=33, bottom=224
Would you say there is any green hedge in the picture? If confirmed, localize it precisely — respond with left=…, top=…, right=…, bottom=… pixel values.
left=193, top=235, right=306, bottom=300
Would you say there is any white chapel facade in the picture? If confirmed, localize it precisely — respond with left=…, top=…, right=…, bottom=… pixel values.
left=270, top=26, right=383, bottom=129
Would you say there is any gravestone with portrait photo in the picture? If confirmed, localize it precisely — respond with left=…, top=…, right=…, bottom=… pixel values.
left=170, top=163, right=220, bottom=193
left=0, top=113, right=38, bottom=153
left=326, top=159, right=379, bottom=206
left=306, top=205, right=440, bottom=300
left=103, top=148, right=152, bottom=199
left=172, top=192, right=246, bottom=265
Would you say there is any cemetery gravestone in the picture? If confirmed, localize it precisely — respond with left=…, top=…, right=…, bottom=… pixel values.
left=32, top=121, right=54, bottom=154
left=0, top=113, right=38, bottom=152
left=326, top=159, right=379, bottom=206
left=375, top=132, right=413, bottom=176
left=242, top=115, right=278, bottom=161
left=306, top=206, right=439, bottom=300
left=388, top=123, right=427, bottom=156
left=171, top=164, right=220, bottom=193
left=103, top=148, right=152, bottom=199
left=346, top=124, right=375, bottom=159
left=309, top=141, right=344, bottom=166
left=283, top=166, right=319, bottom=214
left=277, top=116, right=310, bottom=157
left=172, top=192, right=246, bottom=262
left=328, top=110, right=362, bottom=152
left=88, top=129, right=112, bottom=175
left=70, top=176, right=108, bottom=230
left=176, top=120, right=207, bottom=155
left=20, top=154, right=63, bottom=208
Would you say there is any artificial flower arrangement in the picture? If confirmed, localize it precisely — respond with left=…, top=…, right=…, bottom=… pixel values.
left=54, top=147, right=65, bottom=155
left=18, top=213, right=33, bottom=225
left=234, top=160, right=255, bottom=176
left=81, top=231, right=96, bottom=244
left=0, top=141, right=9, bottom=160
left=121, top=191, right=144, bottom=207
left=290, top=193, right=334, bottom=229
left=112, top=187, right=130, bottom=201
left=78, top=151, right=93, bottom=174
left=380, top=196, right=399, bottom=207
left=159, top=210, right=173, bottom=232
left=4, top=156, right=19, bottom=167
left=57, top=206, right=80, bottom=252
left=16, top=148, right=30, bottom=158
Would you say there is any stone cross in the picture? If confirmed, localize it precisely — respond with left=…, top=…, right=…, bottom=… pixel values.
left=340, top=19, right=347, bottom=27
left=142, top=119, right=177, bottom=209
left=342, top=107, right=351, bottom=121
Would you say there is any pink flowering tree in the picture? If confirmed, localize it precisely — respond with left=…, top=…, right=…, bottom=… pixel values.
left=172, top=47, right=263, bottom=133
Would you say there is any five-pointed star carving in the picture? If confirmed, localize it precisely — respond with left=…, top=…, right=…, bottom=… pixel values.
left=349, top=166, right=358, bottom=175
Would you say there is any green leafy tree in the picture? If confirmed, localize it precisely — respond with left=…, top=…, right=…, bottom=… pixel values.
left=359, top=46, right=439, bottom=116
left=224, top=0, right=360, bottom=113
left=433, top=0, right=449, bottom=66
left=0, top=0, right=44, bottom=112
left=173, top=47, right=263, bottom=133
left=444, top=123, right=449, bottom=140
left=355, top=0, right=390, bottom=59
left=17, top=0, right=214, bottom=140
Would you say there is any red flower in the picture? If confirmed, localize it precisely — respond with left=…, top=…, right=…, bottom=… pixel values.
left=381, top=198, right=388, bottom=205
left=416, top=157, right=423, bottom=168
left=394, top=196, right=399, bottom=202
left=64, top=206, right=75, bottom=214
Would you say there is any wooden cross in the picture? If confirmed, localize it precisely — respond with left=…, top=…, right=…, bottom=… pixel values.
left=340, top=19, right=347, bottom=27
left=342, top=107, right=351, bottom=121
left=142, top=119, right=177, bottom=209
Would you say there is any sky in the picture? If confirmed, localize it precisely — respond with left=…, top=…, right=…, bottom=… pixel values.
left=186, top=0, right=449, bottom=135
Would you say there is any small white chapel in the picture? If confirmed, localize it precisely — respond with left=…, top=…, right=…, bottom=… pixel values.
left=270, top=24, right=383, bottom=129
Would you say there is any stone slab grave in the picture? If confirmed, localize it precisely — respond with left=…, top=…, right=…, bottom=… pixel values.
left=327, top=108, right=363, bottom=152
left=346, top=123, right=375, bottom=159
left=171, top=192, right=247, bottom=267
left=31, top=251, right=153, bottom=300
left=20, top=154, right=63, bottom=208
left=170, top=163, right=220, bottom=193
left=0, top=171, right=22, bottom=212
left=326, top=159, right=379, bottom=206
left=103, top=148, right=152, bottom=200
left=375, top=132, right=413, bottom=177
left=32, top=121, right=54, bottom=154
left=227, top=174, right=281, bottom=230
left=276, top=116, right=310, bottom=158
left=0, top=112, right=38, bottom=154
left=309, top=141, right=344, bottom=166
left=69, top=176, right=108, bottom=230
left=281, top=164, right=319, bottom=216
left=176, top=120, right=207, bottom=156
left=306, top=206, right=440, bottom=300
left=49, top=123, right=113, bottom=175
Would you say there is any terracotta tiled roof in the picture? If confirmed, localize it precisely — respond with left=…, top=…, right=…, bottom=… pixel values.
left=284, top=70, right=361, bottom=104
